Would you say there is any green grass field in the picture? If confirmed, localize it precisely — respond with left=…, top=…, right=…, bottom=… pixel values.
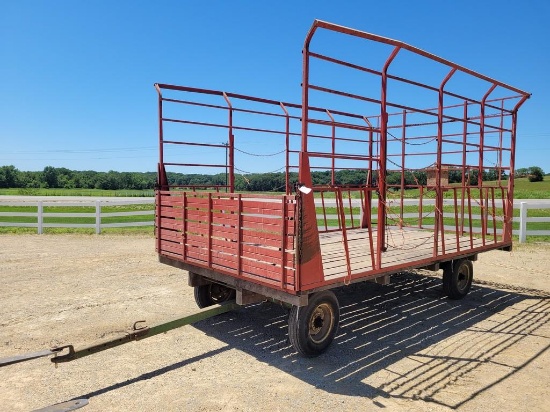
left=0, top=188, right=154, bottom=197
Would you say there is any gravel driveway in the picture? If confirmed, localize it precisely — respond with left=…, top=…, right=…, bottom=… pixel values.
left=0, top=235, right=548, bottom=411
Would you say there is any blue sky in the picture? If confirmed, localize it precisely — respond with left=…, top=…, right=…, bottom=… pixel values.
left=1, top=0, right=549, bottom=174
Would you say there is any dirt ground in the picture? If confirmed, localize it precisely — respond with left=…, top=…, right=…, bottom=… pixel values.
left=0, top=234, right=549, bottom=412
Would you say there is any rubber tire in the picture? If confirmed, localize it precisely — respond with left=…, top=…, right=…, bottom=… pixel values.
left=443, top=259, right=473, bottom=300
left=288, top=290, right=340, bottom=357
left=193, top=284, right=235, bottom=308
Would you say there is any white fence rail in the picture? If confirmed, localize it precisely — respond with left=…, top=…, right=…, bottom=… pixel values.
left=0, top=199, right=548, bottom=241
left=0, top=199, right=154, bottom=234
left=516, top=201, right=550, bottom=242
left=317, top=199, right=550, bottom=243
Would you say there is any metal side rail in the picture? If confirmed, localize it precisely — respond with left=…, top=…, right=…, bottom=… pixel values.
left=0, top=302, right=239, bottom=367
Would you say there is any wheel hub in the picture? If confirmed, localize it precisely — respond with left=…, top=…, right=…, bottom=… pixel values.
left=308, top=303, right=334, bottom=344
left=210, top=284, right=232, bottom=303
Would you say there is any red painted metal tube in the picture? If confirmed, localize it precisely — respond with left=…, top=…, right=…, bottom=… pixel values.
left=280, top=102, right=291, bottom=194
left=504, top=93, right=530, bottom=242
left=326, top=109, right=336, bottom=185
left=478, top=83, right=498, bottom=189
left=498, top=100, right=505, bottom=186
left=336, top=188, right=352, bottom=284
left=237, top=194, right=243, bottom=280
left=309, top=51, right=514, bottom=114
left=163, top=141, right=228, bottom=148
left=378, top=45, right=401, bottom=256
left=182, top=192, right=187, bottom=260
left=491, top=187, right=498, bottom=243
left=460, top=101, right=468, bottom=235
left=307, top=20, right=530, bottom=97
left=453, top=188, right=460, bottom=252
left=433, top=68, right=456, bottom=257
left=400, top=110, right=406, bottom=228
left=223, top=92, right=235, bottom=192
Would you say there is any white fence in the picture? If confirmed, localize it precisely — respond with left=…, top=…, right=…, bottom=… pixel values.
left=516, top=201, right=550, bottom=242
left=0, top=198, right=548, bottom=241
left=0, top=199, right=154, bottom=234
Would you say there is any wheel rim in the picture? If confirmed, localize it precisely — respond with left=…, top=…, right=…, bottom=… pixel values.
left=308, top=303, right=334, bottom=344
left=456, top=263, right=471, bottom=292
left=209, top=284, right=232, bottom=303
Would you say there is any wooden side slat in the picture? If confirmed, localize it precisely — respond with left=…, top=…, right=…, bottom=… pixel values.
left=184, top=247, right=294, bottom=283
left=184, top=225, right=295, bottom=250
left=182, top=236, right=294, bottom=267
left=241, top=217, right=295, bottom=233
left=159, top=230, right=182, bottom=243
left=159, top=196, right=186, bottom=207
left=241, top=231, right=295, bottom=249
left=159, top=207, right=182, bottom=218
left=160, top=239, right=183, bottom=256
left=160, top=220, right=184, bottom=231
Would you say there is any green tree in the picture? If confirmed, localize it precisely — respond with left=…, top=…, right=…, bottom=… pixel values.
left=0, top=165, right=20, bottom=188
left=42, top=166, right=59, bottom=188
left=515, top=167, right=529, bottom=178
left=528, top=166, right=544, bottom=182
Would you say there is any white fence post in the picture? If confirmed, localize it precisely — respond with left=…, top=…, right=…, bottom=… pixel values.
left=37, top=201, right=43, bottom=234
left=95, top=200, right=101, bottom=234
left=519, top=201, right=527, bottom=243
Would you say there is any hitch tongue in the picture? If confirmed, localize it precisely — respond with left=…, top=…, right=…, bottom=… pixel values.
left=1, top=302, right=238, bottom=368
left=0, top=348, right=63, bottom=367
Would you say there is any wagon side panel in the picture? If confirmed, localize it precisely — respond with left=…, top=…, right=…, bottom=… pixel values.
left=156, top=191, right=298, bottom=292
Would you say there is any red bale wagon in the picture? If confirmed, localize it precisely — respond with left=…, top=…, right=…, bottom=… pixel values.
left=155, top=20, right=530, bottom=356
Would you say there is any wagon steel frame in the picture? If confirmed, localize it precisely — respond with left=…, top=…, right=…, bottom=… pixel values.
left=154, top=20, right=530, bottom=355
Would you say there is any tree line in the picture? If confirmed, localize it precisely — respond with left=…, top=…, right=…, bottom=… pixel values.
left=1, top=165, right=541, bottom=192
left=0, top=166, right=157, bottom=190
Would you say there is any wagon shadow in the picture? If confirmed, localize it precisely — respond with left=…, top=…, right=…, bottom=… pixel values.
left=195, top=271, right=550, bottom=409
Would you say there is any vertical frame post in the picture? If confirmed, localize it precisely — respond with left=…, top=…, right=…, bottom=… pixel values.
left=461, top=101, right=468, bottom=235
left=504, top=94, right=529, bottom=243
left=498, top=99, right=505, bottom=186
left=479, top=83, right=498, bottom=189
left=400, top=109, right=406, bottom=228
left=237, top=194, right=243, bottom=277
left=378, top=46, right=401, bottom=257
left=154, top=84, right=164, bottom=173
left=280, top=103, right=291, bottom=195
left=154, top=84, right=164, bottom=253
left=434, top=68, right=456, bottom=257
left=326, top=110, right=336, bottom=185
left=280, top=197, right=287, bottom=289
left=223, top=92, right=235, bottom=192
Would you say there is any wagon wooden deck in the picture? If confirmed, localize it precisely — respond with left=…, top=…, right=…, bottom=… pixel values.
left=320, top=227, right=484, bottom=280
